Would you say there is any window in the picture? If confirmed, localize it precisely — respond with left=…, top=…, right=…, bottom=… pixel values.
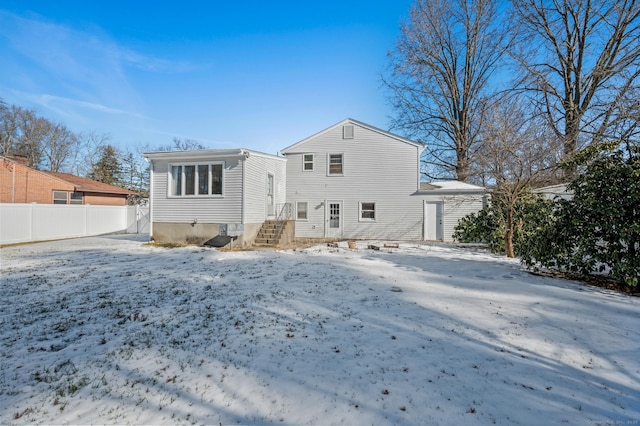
left=198, top=165, right=209, bottom=195
left=70, top=192, right=83, bottom=204
left=328, top=154, right=343, bottom=175
left=296, top=202, right=308, bottom=220
left=171, top=165, right=182, bottom=196
left=170, top=162, right=224, bottom=197
left=360, top=202, right=376, bottom=221
left=303, top=154, right=314, bottom=171
left=211, top=164, right=223, bottom=195
left=343, top=125, right=354, bottom=139
left=53, top=191, right=67, bottom=204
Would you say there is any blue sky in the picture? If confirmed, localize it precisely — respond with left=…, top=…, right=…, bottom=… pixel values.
left=0, top=1, right=413, bottom=154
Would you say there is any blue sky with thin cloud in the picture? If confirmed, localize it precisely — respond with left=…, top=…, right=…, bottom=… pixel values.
left=0, top=1, right=413, bottom=154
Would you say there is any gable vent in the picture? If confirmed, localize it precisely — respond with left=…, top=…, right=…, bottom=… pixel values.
left=343, top=125, right=354, bottom=139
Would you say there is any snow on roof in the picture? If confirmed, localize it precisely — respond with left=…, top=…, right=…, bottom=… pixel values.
left=419, top=180, right=485, bottom=192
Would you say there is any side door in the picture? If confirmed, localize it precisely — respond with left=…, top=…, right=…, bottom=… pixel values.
left=424, top=201, right=444, bottom=241
left=325, top=200, right=342, bottom=238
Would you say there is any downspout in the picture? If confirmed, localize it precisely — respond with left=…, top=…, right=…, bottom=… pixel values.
left=11, top=162, right=15, bottom=203
left=241, top=153, right=246, bottom=225
left=147, top=158, right=153, bottom=240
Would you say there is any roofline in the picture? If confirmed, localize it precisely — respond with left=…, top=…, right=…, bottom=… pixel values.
left=415, top=188, right=487, bottom=195
left=143, top=148, right=285, bottom=162
left=1, top=156, right=77, bottom=190
left=280, top=118, right=424, bottom=153
left=1, top=156, right=137, bottom=195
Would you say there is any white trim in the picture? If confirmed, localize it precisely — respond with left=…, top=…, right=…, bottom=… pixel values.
left=325, top=200, right=343, bottom=238
left=167, top=161, right=225, bottom=198
left=281, top=118, right=424, bottom=154
left=302, top=153, right=314, bottom=172
left=327, top=153, right=344, bottom=176
left=296, top=201, right=309, bottom=221
left=358, top=201, right=376, bottom=222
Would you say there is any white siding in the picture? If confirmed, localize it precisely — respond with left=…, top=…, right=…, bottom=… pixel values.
left=419, top=193, right=486, bottom=242
left=150, top=158, right=244, bottom=224
left=285, top=121, right=424, bottom=240
left=243, top=153, right=287, bottom=223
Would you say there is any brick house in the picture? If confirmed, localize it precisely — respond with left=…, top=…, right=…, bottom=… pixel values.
left=0, top=156, right=137, bottom=206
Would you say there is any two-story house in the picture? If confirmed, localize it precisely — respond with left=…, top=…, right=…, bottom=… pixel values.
left=144, top=118, right=486, bottom=246
left=281, top=118, right=426, bottom=240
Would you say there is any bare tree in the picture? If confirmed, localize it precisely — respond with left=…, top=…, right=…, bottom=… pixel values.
left=384, top=0, right=511, bottom=182
left=15, top=109, right=49, bottom=168
left=40, top=123, right=77, bottom=172
left=511, top=0, right=640, bottom=176
left=0, top=102, right=20, bottom=157
left=478, top=96, right=561, bottom=257
left=70, top=131, right=110, bottom=176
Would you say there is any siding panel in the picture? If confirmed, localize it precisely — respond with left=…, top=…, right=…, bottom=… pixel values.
left=243, top=154, right=287, bottom=224
left=150, top=158, right=243, bottom=224
left=285, top=122, right=424, bottom=240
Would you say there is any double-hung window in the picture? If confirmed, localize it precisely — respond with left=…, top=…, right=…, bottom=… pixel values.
left=359, top=202, right=376, bottom=221
left=328, top=154, right=343, bottom=175
left=303, top=154, right=314, bottom=171
left=296, top=201, right=308, bottom=220
left=169, top=162, right=224, bottom=197
left=70, top=192, right=84, bottom=204
left=53, top=191, right=68, bottom=204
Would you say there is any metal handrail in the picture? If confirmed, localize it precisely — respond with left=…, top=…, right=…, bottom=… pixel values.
left=274, top=203, right=292, bottom=242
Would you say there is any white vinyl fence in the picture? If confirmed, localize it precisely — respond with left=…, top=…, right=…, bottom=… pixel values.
left=0, top=203, right=149, bottom=246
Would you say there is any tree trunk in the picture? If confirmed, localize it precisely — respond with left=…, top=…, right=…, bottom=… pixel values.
left=505, top=207, right=515, bottom=258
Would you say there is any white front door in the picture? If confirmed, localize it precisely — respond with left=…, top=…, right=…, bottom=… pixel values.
left=267, top=173, right=274, bottom=217
left=326, top=201, right=342, bottom=238
left=424, top=201, right=444, bottom=241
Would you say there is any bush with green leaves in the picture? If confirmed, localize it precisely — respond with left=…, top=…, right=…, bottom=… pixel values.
left=520, top=150, right=639, bottom=287
left=454, top=194, right=554, bottom=257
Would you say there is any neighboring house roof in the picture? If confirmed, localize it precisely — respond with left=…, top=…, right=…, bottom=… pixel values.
left=419, top=180, right=486, bottom=194
left=46, top=172, right=137, bottom=195
left=143, top=148, right=285, bottom=162
left=532, top=183, right=573, bottom=200
left=280, top=118, right=424, bottom=154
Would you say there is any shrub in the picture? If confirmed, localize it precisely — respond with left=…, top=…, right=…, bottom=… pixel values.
left=454, top=193, right=554, bottom=257
left=520, top=149, right=639, bottom=287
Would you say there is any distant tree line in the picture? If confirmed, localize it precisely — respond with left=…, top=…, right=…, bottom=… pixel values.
left=1, top=98, right=208, bottom=201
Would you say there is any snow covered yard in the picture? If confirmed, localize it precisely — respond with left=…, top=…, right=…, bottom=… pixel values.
left=1, top=236, right=638, bottom=425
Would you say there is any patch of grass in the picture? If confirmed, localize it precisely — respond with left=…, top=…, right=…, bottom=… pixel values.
left=14, top=408, right=32, bottom=419
left=143, top=242, right=191, bottom=249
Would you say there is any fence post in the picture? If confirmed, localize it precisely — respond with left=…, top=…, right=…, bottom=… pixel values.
left=29, top=203, right=36, bottom=241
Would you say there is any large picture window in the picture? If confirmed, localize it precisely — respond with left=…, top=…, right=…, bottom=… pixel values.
left=170, top=162, right=224, bottom=197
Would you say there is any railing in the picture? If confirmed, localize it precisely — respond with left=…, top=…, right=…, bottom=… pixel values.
left=274, top=203, right=292, bottom=242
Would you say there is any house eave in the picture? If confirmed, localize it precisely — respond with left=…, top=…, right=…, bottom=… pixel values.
left=143, top=148, right=251, bottom=162
left=414, top=189, right=487, bottom=195
left=280, top=118, right=423, bottom=154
